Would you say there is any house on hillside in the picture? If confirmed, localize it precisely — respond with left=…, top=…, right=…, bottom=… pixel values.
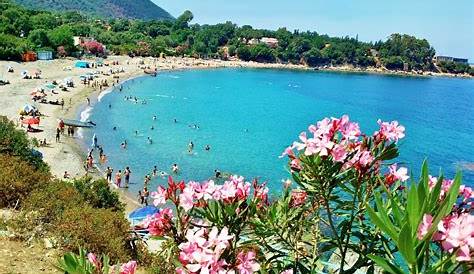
left=433, top=56, right=468, bottom=64
left=73, top=36, right=96, bottom=47
left=260, top=37, right=279, bottom=48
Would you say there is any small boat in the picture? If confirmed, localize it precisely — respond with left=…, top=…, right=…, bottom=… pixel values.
left=61, top=118, right=96, bottom=128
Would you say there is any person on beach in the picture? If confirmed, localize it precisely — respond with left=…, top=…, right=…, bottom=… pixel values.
left=172, top=163, right=179, bottom=174
left=63, top=171, right=70, bottom=179
left=115, top=170, right=122, bottom=187
left=142, top=187, right=149, bottom=206
left=92, top=134, right=98, bottom=148
left=70, top=127, right=75, bottom=137
left=124, top=167, right=131, bottom=188
left=100, top=154, right=107, bottom=164
left=55, top=128, right=61, bottom=142
left=86, top=97, right=90, bottom=106
left=138, top=190, right=144, bottom=205
left=87, top=155, right=93, bottom=169
left=106, top=167, right=113, bottom=182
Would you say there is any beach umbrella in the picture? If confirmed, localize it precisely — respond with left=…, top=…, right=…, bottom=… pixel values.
left=128, top=206, right=160, bottom=221
left=22, top=104, right=36, bottom=113
left=44, top=83, right=56, bottom=90
left=22, top=117, right=40, bottom=125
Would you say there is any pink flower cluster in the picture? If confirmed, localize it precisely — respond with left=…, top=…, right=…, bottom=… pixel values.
left=384, top=163, right=409, bottom=186
left=152, top=176, right=268, bottom=213
left=281, top=115, right=405, bottom=173
left=177, top=226, right=257, bottom=274
left=290, top=189, right=307, bottom=207
left=142, top=208, right=173, bottom=236
left=120, top=260, right=137, bottom=274
left=433, top=213, right=474, bottom=261
left=428, top=176, right=474, bottom=202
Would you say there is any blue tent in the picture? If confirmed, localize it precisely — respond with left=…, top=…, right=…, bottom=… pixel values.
left=128, top=206, right=160, bottom=223
left=75, top=61, right=89, bottom=68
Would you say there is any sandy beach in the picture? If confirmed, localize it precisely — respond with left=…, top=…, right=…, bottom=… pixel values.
left=0, top=55, right=470, bottom=213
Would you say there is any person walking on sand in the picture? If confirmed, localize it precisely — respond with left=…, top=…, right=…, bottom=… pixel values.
left=105, top=167, right=113, bottom=182
left=55, top=128, right=61, bottom=142
left=115, top=170, right=122, bottom=188
left=124, top=167, right=131, bottom=188
left=86, top=97, right=90, bottom=106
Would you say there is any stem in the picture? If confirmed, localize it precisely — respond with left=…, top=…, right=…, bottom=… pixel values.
left=339, top=177, right=361, bottom=274
left=324, top=198, right=343, bottom=254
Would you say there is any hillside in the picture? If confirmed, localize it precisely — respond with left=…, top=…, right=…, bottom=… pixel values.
left=13, top=0, right=174, bottom=20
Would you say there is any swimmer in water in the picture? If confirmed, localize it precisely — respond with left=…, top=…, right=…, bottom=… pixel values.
left=172, top=163, right=179, bottom=174
left=205, top=144, right=211, bottom=151
left=153, top=115, right=157, bottom=121
left=108, top=104, right=111, bottom=109
left=150, top=125, right=154, bottom=130
left=147, top=137, right=153, bottom=144
left=188, top=141, right=194, bottom=153
left=113, top=126, right=117, bottom=131
left=174, top=118, right=177, bottom=123
left=135, top=130, right=139, bottom=136
left=152, top=165, right=158, bottom=176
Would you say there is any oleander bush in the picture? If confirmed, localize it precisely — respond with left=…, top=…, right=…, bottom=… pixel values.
left=140, top=115, right=473, bottom=274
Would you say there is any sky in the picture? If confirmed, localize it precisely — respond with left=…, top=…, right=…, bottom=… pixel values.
left=153, top=0, right=474, bottom=61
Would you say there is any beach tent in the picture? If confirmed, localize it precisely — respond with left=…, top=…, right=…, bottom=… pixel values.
left=128, top=206, right=159, bottom=226
left=44, top=83, right=56, bottom=90
left=75, top=61, right=89, bottom=68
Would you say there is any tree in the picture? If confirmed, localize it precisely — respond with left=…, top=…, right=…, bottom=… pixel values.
left=28, top=29, right=50, bottom=48
left=48, top=25, right=74, bottom=53
left=236, top=46, right=251, bottom=61
left=173, top=10, right=193, bottom=30
left=303, top=48, right=326, bottom=67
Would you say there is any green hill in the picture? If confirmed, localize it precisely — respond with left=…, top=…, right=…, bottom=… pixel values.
left=12, top=0, right=174, bottom=20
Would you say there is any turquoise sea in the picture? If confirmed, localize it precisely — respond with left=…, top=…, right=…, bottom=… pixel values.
left=80, top=68, right=474, bottom=192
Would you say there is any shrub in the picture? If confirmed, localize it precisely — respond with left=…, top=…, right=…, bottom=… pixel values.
left=0, top=155, right=50, bottom=208
left=24, top=180, right=84, bottom=224
left=72, top=177, right=124, bottom=212
left=54, top=205, right=131, bottom=262
left=0, top=117, right=49, bottom=171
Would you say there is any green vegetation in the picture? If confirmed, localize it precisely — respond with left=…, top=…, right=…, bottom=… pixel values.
left=0, top=117, right=130, bottom=262
left=437, top=61, right=474, bottom=75
left=0, top=0, right=471, bottom=75
left=12, top=0, right=173, bottom=20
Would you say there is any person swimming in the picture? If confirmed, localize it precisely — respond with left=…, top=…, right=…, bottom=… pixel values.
left=205, top=144, right=211, bottom=151
left=188, top=141, right=194, bottom=153
left=153, top=115, right=157, bottom=121
left=113, top=126, right=117, bottom=131
left=172, top=163, right=179, bottom=174
left=174, top=118, right=177, bottom=123
left=150, top=125, right=154, bottom=130
left=147, top=137, right=153, bottom=144
left=135, top=130, right=139, bottom=136
left=152, top=166, right=158, bottom=176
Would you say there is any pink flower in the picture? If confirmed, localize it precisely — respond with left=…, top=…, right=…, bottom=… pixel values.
left=428, top=175, right=438, bottom=191
left=417, top=214, right=433, bottom=240
left=236, top=251, right=260, bottom=274
left=331, top=143, right=347, bottom=162
left=434, top=213, right=474, bottom=262
left=120, top=260, right=137, bottom=274
left=279, top=145, right=295, bottom=158
left=152, top=186, right=168, bottom=206
left=219, top=180, right=237, bottom=200
left=290, top=158, right=302, bottom=171
left=87, top=253, right=100, bottom=269
left=375, top=120, right=405, bottom=142
left=310, top=136, right=334, bottom=156
left=206, top=227, right=233, bottom=252
left=290, top=189, right=307, bottom=207
left=340, top=120, right=360, bottom=141
left=459, top=185, right=473, bottom=202
left=144, top=208, right=173, bottom=236
left=280, top=270, right=293, bottom=274
left=179, top=186, right=195, bottom=212
left=357, top=150, right=374, bottom=167
left=385, top=164, right=409, bottom=186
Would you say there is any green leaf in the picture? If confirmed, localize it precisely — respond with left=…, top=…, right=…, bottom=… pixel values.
left=406, top=183, right=420, bottom=233
left=367, top=255, right=405, bottom=274
left=398, top=223, right=416, bottom=265
left=366, top=206, right=397, bottom=241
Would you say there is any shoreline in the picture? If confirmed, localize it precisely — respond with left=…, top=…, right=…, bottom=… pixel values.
left=0, top=55, right=472, bottom=214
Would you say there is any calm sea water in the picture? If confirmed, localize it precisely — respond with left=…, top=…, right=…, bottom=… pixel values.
left=81, top=68, right=474, bottom=192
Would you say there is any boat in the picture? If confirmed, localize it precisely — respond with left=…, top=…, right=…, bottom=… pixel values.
left=61, top=118, right=96, bottom=128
